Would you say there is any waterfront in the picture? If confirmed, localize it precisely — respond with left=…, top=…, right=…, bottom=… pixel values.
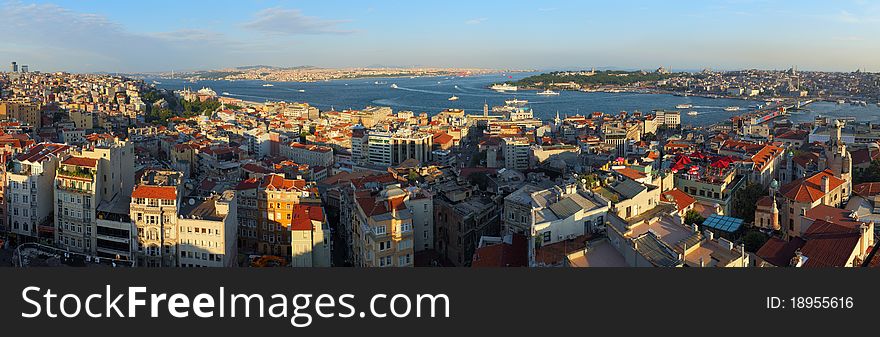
left=154, top=73, right=880, bottom=127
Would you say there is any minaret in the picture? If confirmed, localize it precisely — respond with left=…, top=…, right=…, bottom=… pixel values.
left=483, top=101, right=488, bottom=117
left=769, top=180, right=780, bottom=231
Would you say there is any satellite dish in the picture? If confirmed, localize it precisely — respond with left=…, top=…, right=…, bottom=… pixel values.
left=188, top=198, right=195, bottom=205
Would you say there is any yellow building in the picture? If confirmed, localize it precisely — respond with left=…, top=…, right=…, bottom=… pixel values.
left=352, top=185, right=414, bottom=267
left=0, top=100, right=41, bottom=129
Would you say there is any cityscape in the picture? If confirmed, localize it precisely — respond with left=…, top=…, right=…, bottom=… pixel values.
left=2, top=0, right=880, bottom=269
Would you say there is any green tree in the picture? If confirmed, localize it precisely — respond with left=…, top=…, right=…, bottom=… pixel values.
left=732, top=183, right=765, bottom=223
left=855, top=159, right=880, bottom=184
left=742, top=231, right=769, bottom=253
left=684, top=210, right=705, bottom=225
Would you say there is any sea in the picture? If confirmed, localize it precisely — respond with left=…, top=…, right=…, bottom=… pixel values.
left=152, top=72, right=880, bottom=127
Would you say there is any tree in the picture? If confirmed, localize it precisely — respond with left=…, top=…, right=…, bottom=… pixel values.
left=742, top=231, right=770, bottom=253
left=684, top=210, right=705, bottom=225
left=855, top=159, right=880, bottom=184
left=731, top=183, right=765, bottom=223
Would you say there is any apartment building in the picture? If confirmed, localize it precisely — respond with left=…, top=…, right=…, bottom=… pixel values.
left=0, top=99, right=41, bottom=130
left=235, top=174, right=318, bottom=257
left=7, top=143, right=70, bottom=241
left=178, top=191, right=238, bottom=267
left=281, top=142, right=334, bottom=168
left=290, top=204, right=331, bottom=267
left=366, top=129, right=433, bottom=167
left=54, top=157, right=99, bottom=254
left=352, top=185, right=414, bottom=267
left=502, top=137, right=531, bottom=170
left=131, top=170, right=183, bottom=267
left=435, top=180, right=501, bottom=266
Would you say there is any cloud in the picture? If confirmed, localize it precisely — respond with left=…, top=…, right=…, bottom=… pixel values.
left=465, top=17, right=488, bottom=25
left=0, top=1, right=264, bottom=72
left=242, top=8, right=355, bottom=35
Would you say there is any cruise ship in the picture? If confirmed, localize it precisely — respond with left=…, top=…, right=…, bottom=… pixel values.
left=298, top=89, right=305, bottom=93
left=675, top=104, right=693, bottom=109
left=724, top=106, right=740, bottom=112
left=537, top=89, right=560, bottom=96
left=490, top=83, right=518, bottom=92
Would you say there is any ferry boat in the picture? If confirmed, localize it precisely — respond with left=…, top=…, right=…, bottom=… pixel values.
left=151, top=80, right=162, bottom=85
left=391, top=83, right=398, bottom=89
left=298, top=89, right=306, bottom=93
left=505, top=98, right=529, bottom=106
left=687, top=111, right=699, bottom=116
left=490, top=83, right=518, bottom=92
left=262, top=83, right=274, bottom=87
left=448, top=95, right=459, bottom=101
left=221, top=92, right=230, bottom=96
left=837, top=99, right=846, bottom=104
left=374, top=81, right=387, bottom=85
left=537, top=89, right=560, bottom=96
left=724, top=106, right=740, bottom=112
left=675, top=104, right=693, bottom=109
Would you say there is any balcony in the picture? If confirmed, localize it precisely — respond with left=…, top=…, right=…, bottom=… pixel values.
left=56, top=168, right=95, bottom=181
left=56, top=183, right=92, bottom=194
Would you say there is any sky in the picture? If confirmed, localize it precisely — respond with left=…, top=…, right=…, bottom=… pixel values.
left=1, top=0, right=879, bottom=73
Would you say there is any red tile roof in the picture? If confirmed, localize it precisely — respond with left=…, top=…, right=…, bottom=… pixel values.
left=749, top=145, right=783, bottom=172
left=131, top=185, right=177, bottom=200
left=61, top=156, right=98, bottom=168
left=804, top=205, right=866, bottom=229
left=853, top=182, right=880, bottom=198
left=801, top=220, right=862, bottom=267
left=290, top=205, right=324, bottom=231
left=614, top=167, right=647, bottom=181
left=661, top=189, right=696, bottom=212
left=756, top=236, right=805, bottom=267
left=471, top=235, right=529, bottom=267
left=779, top=170, right=845, bottom=203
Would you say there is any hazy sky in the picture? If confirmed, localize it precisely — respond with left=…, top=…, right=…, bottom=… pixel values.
left=2, top=0, right=879, bottom=73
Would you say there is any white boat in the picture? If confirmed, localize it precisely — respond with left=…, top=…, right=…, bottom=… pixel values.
left=675, top=104, right=693, bottom=109
left=298, top=89, right=306, bottom=93
left=724, top=106, right=740, bottom=112
left=221, top=92, right=230, bottom=96
left=151, top=80, right=162, bottom=85
left=687, top=111, right=699, bottom=116
left=391, top=84, right=398, bottom=89
left=877, top=102, right=880, bottom=107
left=838, top=99, right=846, bottom=104
left=537, top=89, right=560, bottom=96
left=505, top=98, right=529, bottom=106
left=262, top=83, right=274, bottom=87
left=490, top=83, right=518, bottom=92
left=448, top=95, right=459, bottom=101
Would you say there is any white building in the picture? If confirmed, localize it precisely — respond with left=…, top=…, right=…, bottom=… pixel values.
left=7, top=143, right=70, bottom=241
left=177, top=191, right=238, bottom=267
left=502, top=137, right=531, bottom=170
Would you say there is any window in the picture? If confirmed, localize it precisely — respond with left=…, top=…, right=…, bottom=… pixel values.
left=543, top=231, right=551, bottom=243
left=375, top=226, right=386, bottom=235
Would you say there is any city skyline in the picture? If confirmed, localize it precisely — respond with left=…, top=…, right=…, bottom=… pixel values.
left=2, top=0, right=880, bottom=73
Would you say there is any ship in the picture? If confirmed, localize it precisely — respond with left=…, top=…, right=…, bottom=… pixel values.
left=505, top=98, right=529, bottom=106
left=687, top=111, right=699, bottom=116
left=537, top=89, right=560, bottom=96
left=221, top=92, right=230, bottom=96
left=490, top=83, right=518, bottom=92
left=675, top=104, right=693, bottom=109
left=724, top=106, right=740, bottom=112
left=298, top=89, right=306, bottom=93
left=391, top=83, right=398, bottom=89
left=837, top=99, right=846, bottom=105
left=151, top=80, right=162, bottom=85
left=448, top=95, right=459, bottom=101
left=262, top=83, right=274, bottom=87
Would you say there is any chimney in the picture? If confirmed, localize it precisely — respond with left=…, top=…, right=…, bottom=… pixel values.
left=703, top=229, right=714, bottom=241
left=821, top=175, right=830, bottom=192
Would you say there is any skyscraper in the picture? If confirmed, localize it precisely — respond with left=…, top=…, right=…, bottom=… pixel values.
left=10, top=62, right=18, bottom=73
